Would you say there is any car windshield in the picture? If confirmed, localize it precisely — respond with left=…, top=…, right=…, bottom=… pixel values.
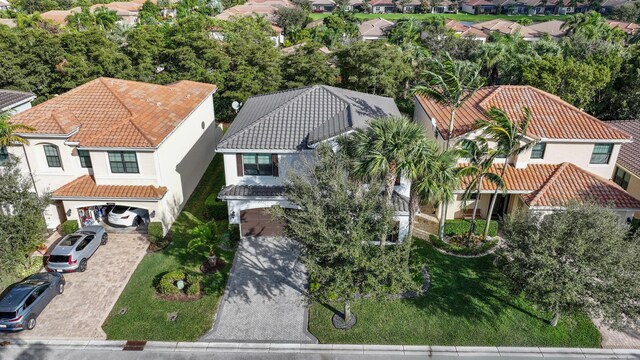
left=111, top=206, right=129, bottom=214
left=48, top=255, right=70, bottom=263
left=0, top=312, right=17, bottom=319
left=60, top=235, right=82, bottom=247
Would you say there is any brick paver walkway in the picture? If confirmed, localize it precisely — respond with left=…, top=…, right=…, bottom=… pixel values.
left=0, top=234, right=148, bottom=340
left=202, top=237, right=317, bottom=343
left=595, top=319, right=640, bottom=348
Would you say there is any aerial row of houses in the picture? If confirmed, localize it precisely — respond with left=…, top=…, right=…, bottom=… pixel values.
left=2, top=77, right=640, bottom=241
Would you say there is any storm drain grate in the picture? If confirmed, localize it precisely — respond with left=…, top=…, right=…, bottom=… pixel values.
left=123, top=340, right=147, bottom=351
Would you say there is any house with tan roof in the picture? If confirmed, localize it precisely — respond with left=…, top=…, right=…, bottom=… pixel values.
left=471, top=19, right=539, bottom=40
left=358, top=17, right=395, bottom=40
left=413, top=85, right=640, bottom=222
left=527, top=20, right=567, bottom=38
left=460, top=0, right=498, bottom=14
left=608, top=120, right=640, bottom=217
left=4, top=78, right=221, bottom=233
left=0, top=0, right=11, bottom=10
left=214, top=0, right=291, bottom=45
left=606, top=19, right=640, bottom=36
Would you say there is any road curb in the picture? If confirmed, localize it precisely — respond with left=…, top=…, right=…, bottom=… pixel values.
left=1, top=339, right=640, bottom=357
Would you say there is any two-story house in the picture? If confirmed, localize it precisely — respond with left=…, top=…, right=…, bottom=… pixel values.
left=5, top=77, right=220, bottom=233
left=0, top=89, right=35, bottom=114
left=216, top=85, right=411, bottom=240
left=608, top=120, right=640, bottom=218
left=414, top=85, right=640, bottom=222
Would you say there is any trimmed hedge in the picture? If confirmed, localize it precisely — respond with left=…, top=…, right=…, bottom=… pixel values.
left=148, top=222, right=164, bottom=245
left=205, top=193, right=228, bottom=220
left=62, top=220, right=79, bottom=235
left=429, top=234, right=498, bottom=256
left=444, top=219, right=498, bottom=237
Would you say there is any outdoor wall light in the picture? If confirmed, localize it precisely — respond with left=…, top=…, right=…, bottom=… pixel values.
left=150, top=210, right=156, bottom=218
left=230, top=211, right=236, bottom=219
left=66, top=209, right=72, bottom=217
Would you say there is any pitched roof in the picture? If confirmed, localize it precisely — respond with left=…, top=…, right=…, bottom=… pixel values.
left=460, top=163, right=640, bottom=209
left=217, top=85, right=400, bottom=151
left=0, top=89, right=35, bottom=112
left=215, top=0, right=294, bottom=22
left=527, top=20, right=567, bottom=37
left=471, top=19, right=538, bottom=37
left=608, top=120, right=640, bottom=176
left=415, top=85, right=631, bottom=141
left=359, top=18, right=395, bottom=37
left=51, top=175, right=167, bottom=200
left=11, top=77, right=216, bottom=148
left=40, top=7, right=81, bottom=25
left=606, top=19, right=640, bottom=35
left=463, top=0, right=495, bottom=6
left=0, top=18, right=16, bottom=28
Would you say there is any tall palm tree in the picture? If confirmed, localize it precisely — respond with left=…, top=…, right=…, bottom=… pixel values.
left=338, top=116, right=424, bottom=202
left=476, top=106, right=533, bottom=237
left=411, top=53, right=484, bottom=239
left=458, top=137, right=502, bottom=239
left=403, top=138, right=459, bottom=238
left=0, top=112, right=33, bottom=147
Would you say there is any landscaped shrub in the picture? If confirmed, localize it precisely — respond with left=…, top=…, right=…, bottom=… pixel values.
left=148, top=222, right=164, bottom=245
left=205, top=193, right=228, bottom=220
left=228, top=224, right=240, bottom=244
left=429, top=234, right=498, bottom=256
left=444, top=219, right=498, bottom=237
left=62, top=220, right=79, bottom=235
left=185, top=274, right=201, bottom=296
left=158, top=270, right=202, bottom=297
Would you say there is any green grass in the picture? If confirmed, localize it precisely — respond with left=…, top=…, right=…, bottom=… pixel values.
left=309, top=12, right=570, bottom=23
left=309, top=240, right=600, bottom=347
left=102, top=154, right=234, bottom=341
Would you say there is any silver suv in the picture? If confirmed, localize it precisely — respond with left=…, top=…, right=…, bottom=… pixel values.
left=45, top=225, right=108, bottom=273
left=0, top=273, right=65, bottom=331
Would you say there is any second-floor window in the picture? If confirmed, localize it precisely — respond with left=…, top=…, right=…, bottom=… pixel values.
left=108, top=151, right=139, bottom=173
left=613, top=167, right=630, bottom=190
left=78, top=150, right=92, bottom=168
left=590, top=143, right=613, bottom=164
left=242, top=154, right=273, bottom=176
left=43, top=144, right=62, bottom=168
left=530, top=142, right=546, bottom=159
left=0, top=146, right=8, bottom=166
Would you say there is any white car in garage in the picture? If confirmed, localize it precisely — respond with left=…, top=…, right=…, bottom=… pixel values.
left=107, top=206, right=148, bottom=227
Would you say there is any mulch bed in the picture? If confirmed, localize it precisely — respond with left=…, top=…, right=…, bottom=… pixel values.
left=200, top=259, right=226, bottom=274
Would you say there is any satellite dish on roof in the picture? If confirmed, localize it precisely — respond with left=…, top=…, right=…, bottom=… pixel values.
left=232, top=101, right=242, bottom=113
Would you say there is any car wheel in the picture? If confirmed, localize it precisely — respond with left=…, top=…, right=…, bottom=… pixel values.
left=26, top=316, right=37, bottom=330
left=78, top=259, right=88, bottom=272
left=57, top=282, right=64, bottom=294
left=101, top=233, right=108, bottom=245
left=133, top=216, right=141, bottom=227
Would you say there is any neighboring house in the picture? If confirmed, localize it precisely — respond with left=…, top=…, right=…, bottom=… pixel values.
left=606, top=19, right=640, bottom=36
left=599, top=0, right=632, bottom=14
left=608, top=120, right=640, bottom=217
left=0, top=0, right=10, bottom=10
left=414, top=85, right=640, bottom=221
left=346, top=0, right=364, bottom=11
left=460, top=0, right=498, bottom=14
left=4, top=78, right=221, bottom=233
left=0, top=89, right=36, bottom=114
left=358, top=17, right=395, bottom=40
left=527, top=19, right=567, bottom=38
left=216, top=85, right=411, bottom=240
left=311, top=0, right=336, bottom=12
left=471, top=19, right=539, bottom=41
left=214, top=0, right=292, bottom=46
left=41, top=8, right=82, bottom=26
left=90, top=2, right=142, bottom=25
left=442, top=19, right=489, bottom=41
left=0, top=18, right=16, bottom=28
left=370, top=0, right=396, bottom=13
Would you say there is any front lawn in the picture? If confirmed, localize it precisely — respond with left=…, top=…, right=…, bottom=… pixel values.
left=309, top=240, right=600, bottom=347
left=102, top=154, right=234, bottom=341
left=309, top=13, right=570, bottom=23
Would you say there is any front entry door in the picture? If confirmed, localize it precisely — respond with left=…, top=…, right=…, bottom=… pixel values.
left=490, top=194, right=510, bottom=219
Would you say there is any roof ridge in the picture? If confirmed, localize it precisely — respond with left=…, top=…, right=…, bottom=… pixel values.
left=527, top=162, right=569, bottom=206
left=98, top=77, right=134, bottom=117
left=219, top=86, right=323, bottom=146
left=50, top=108, right=80, bottom=133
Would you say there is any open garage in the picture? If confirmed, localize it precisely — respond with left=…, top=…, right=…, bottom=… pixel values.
left=240, top=208, right=286, bottom=237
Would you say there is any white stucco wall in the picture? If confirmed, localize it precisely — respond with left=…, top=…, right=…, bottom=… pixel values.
left=223, top=151, right=314, bottom=187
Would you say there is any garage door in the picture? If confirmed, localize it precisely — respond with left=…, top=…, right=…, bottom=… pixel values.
left=240, top=208, right=286, bottom=237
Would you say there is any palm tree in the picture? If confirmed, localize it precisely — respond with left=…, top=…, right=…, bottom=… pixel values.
left=0, top=112, right=33, bottom=147
left=403, top=138, right=459, bottom=238
left=411, top=53, right=484, bottom=239
left=94, top=7, right=118, bottom=31
left=476, top=106, right=533, bottom=237
left=338, top=116, right=424, bottom=202
left=458, top=137, right=503, bottom=239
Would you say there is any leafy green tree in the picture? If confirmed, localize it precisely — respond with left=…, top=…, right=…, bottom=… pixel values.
left=597, top=45, right=640, bottom=120
left=0, top=156, right=49, bottom=274
left=122, top=24, right=167, bottom=82
left=94, top=6, right=118, bottom=30
left=520, top=55, right=610, bottom=110
left=311, top=12, right=358, bottom=46
left=387, top=18, right=422, bottom=45
left=11, top=0, right=59, bottom=13
left=611, top=2, right=640, bottom=22
left=412, top=52, right=483, bottom=238
left=188, top=220, right=221, bottom=267
left=338, top=116, right=423, bottom=207
left=475, top=106, right=532, bottom=236
left=138, top=0, right=162, bottom=24
left=336, top=41, right=412, bottom=98
left=272, top=144, right=419, bottom=325
left=282, top=43, right=337, bottom=88
left=274, top=5, right=308, bottom=33
left=500, top=203, right=640, bottom=328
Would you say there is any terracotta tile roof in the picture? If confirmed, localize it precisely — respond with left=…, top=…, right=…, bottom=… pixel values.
left=471, top=19, right=538, bottom=38
left=459, top=162, right=640, bottom=209
left=415, top=85, right=631, bottom=141
left=359, top=18, right=395, bottom=37
left=608, top=120, right=640, bottom=176
left=52, top=175, right=167, bottom=200
left=463, top=0, right=495, bottom=6
left=527, top=20, right=567, bottom=37
left=41, top=7, right=81, bottom=25
left=215, top=0, right=294, bottom=22
left=606, top=19, right=640, bottom=35
left=11, top=77, right=216, bottom=148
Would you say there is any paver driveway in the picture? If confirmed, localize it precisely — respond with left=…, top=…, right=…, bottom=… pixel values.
left=202, top=237, right=317, bottom=343
left=0, top=234, right=148, bottom=340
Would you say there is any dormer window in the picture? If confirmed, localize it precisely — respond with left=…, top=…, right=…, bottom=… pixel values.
left=590, top=144, right=613, bottom=165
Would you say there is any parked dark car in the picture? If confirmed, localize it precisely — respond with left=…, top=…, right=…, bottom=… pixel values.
left=0, top=273, right=65, bottom=331
left=45, top=225, right=108, bottom=273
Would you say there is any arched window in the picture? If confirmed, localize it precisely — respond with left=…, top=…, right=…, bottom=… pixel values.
left=43, top=144, right=62, bottom=168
